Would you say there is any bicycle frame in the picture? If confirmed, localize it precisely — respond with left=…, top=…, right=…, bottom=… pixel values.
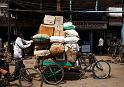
left=77, top=52, right=97, bottom=70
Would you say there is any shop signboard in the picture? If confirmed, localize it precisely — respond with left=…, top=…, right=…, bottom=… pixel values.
left=81, top=45, right=91, bottom=52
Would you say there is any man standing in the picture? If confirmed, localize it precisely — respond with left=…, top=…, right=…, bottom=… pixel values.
left=98, top=37, right=104, bottom=55
left=13, top=32, right=33, bottom=78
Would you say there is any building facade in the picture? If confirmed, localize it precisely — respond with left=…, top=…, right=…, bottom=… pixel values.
left=1, top=0, right=124, bottom=54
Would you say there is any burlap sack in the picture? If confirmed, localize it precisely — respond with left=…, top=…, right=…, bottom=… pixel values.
left=66, top=48, right=77, bottom=62
left=50, top=43, right=64, bottom=54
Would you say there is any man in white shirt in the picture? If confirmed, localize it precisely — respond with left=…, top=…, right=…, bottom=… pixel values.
left=14, top=34, right=33, bottom=58
left=98, top=37, right=104, bottom=55
left=13, top=33, right=33, bottom=78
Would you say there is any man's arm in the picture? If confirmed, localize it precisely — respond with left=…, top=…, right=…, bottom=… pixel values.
left=16, top=38, right=32, bottom=49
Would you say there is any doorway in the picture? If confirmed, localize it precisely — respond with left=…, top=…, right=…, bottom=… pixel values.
left=92, top=31, right=104, bottom=54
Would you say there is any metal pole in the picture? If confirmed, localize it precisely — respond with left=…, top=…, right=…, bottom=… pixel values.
left=8, top=0, right=11, bottom=52
left=69, top=0, right=72, bottom=21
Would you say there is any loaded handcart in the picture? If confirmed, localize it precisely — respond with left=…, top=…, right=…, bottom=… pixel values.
left=32, top=15, right=111, bottom=85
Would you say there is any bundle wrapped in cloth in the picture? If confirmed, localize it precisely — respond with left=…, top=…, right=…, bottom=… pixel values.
left=65, top=30, right=79, bottom=37
left=50, top=36, right=65, bottom=43
left=65, top=43, right=79, bottom=52
left=64, top=36, right=79, bottom=44
left=32, top=34, right=50, bottom=43
left=50, top=43, right=65, bottom=55
left=63, top=22, right=76, bottom=30
left=34, top=50, right=50, bottom=57
left=66, top=47, right=77, bottom=62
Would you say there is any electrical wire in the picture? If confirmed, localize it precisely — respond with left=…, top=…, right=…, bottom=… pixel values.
left=12, top=0, right=39, bottom=8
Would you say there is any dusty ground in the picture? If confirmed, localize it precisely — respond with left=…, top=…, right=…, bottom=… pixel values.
left=9, top=56, right=124, bottom=87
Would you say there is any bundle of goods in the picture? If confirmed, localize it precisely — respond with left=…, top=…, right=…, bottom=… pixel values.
left=66, top=47, right=77, bottom=62
left=34, top=43, right=51, bottom=50
left=50, top=43, right=65, bottom=55
left=50, top=36, right=65, bottom=43
left=64, top=36, right=79, bottom=44
left=65, top=30, right=79, bottom=37
left=34, top=50, right=50, bottom=57
left=65, top=44, right=79, bottom=52
left=63, top=22, right=76, bottom=30
left=32, top=15, right=80, bottom=63
left=32, top=34, right=50, bottom=43
left=63, top=22, right=80, bottom=62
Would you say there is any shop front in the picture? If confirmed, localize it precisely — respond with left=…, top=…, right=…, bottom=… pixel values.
left=73, top=21, right=107, bottom=54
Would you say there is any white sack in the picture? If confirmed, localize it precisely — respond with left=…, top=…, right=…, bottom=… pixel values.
left=50, top=36, right=65, bottom=43
left=64, top=36, right=79, bottom=44
left=65, top=30, right=79, bottom=37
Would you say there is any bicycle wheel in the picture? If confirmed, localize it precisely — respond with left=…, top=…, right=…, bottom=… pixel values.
left=19, top=68, right=33, bottom=87
left=42, top=64, right=64, bottom=85
left=92, top=60, right=111, bottom=79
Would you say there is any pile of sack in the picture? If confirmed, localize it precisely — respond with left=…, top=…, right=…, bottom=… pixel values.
left=64, top=22, right=80, bottom=62
left=32, top=15, right=80, bottom=62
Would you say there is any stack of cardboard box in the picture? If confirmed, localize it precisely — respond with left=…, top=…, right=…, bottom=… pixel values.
left=38, top=15, right=65, bottom=37
left=33, top=15, right=65, bottom=57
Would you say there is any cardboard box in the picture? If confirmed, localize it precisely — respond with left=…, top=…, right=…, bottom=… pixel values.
left=44, top=15, right=55, bottom=25
left=38, top=24, right=55, bottom=36
left=54, top=25, right=63, bottom=31
left=54, top=30, right=65, bottom=36
left=55, top=16, right=63, bottom=25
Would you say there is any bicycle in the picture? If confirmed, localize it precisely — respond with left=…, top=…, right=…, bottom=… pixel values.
left=77, top=52, right=111, bottom=79
left=0, top=58, right=42, bottom=87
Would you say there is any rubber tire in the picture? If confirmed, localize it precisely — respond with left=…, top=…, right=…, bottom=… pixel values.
left=92, top=60, right=111, bottom=79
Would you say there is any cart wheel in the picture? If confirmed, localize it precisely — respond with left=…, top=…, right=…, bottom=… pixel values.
left=42, top=64, right=64, bottom=85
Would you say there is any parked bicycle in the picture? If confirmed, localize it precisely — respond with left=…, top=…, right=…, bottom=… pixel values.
left=0, top=58, right=42, bottom=87
left=77, top=52, right=111, bottom=79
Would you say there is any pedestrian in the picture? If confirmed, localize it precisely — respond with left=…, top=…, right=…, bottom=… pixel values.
left=98, top=37, right=104, bottom=55
left=13, top=32, right=33, bottom=78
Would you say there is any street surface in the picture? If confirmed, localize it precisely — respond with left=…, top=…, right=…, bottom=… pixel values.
left=9, top=56, right=124, bottom=87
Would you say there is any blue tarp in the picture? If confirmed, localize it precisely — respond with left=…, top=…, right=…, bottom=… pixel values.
left=121, top=24, right=124, bottom=45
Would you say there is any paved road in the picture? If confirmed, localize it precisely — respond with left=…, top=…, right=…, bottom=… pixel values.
left=9, top=56, right=124, bottom=87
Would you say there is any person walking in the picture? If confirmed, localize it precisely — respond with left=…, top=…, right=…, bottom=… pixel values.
left=98, top=37, right=104, bottom=55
